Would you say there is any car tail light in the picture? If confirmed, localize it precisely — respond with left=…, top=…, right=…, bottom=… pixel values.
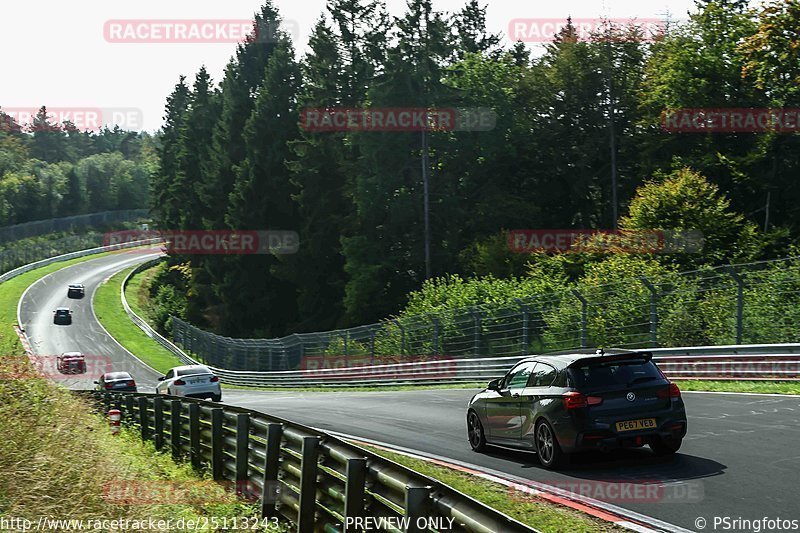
left=563, top=392, right=603, bottom=409
left=128, top=380, right=136, bottom=387
left=210, top=376, right=219, bottom=382
left=104, top=383, right=113, bottom=389
left=174, top=379, right=186, bottom=386
left=657, top=382, right=681, bottom=399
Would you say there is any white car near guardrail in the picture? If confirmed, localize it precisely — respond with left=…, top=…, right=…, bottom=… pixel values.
left=156, top=365, right=222, bottom=401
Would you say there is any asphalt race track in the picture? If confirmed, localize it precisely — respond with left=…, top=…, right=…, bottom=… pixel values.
left=18, top=253, right=800, bottom=532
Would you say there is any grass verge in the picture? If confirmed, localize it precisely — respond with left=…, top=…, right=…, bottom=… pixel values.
left=94, top=266, right=184, bottom=374
left=675, top=379, right=800, bottom=394
left=359, top=445, right=623, bottom=532
left=0, top=253, right=273, bottom=527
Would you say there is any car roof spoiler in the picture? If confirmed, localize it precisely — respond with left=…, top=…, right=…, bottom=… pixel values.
left=567, top=351, right=653, bottom=368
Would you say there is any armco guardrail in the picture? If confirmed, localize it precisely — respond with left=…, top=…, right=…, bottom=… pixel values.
left=120, top=262, right=800, bottom=386
left=2, top=238, right=161, bottom=285
left=79, top=391, right=537, bottom=533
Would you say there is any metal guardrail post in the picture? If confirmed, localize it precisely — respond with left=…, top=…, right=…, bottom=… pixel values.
left=125, top=395, right=135, bottom=424
left=137, top=396, right=149, bottom=440
left=369, top=329, right=376, bottom=363
left=470, top=308, right=482, bottom=357
left=102, top=393, right=111, bottom=414
left=298, top=436, right=320, bottom=533
left=211, top=408, right=225, bottom=481
left=170, top=400, right=182, bottom=460
left=153, top=396, right=164, bottom=450
left=405, top=485, right=432, bottom=533
left=343, top=458, right=366, bottom=532
left=726, top=266, right=746, bottom=344
left=189, top=403, right=201, bottom=469
left=572, top=289, right=588, bottom=348
left=344, top=331, right=349, bottom=356
left=639, top=277, right=659, bottom=347
left=516, top=299, right=529, bottom=356
left=261, top=423, right=283, bottom=518
left=235, top=413, right=250, bottom=494
left=432, top=317, right=440, bottom=356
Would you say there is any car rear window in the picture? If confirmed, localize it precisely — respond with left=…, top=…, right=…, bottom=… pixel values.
left=567, top=359, right=663, bottom=390
left=106, top=372, right=130, bottom=380
left=177, top=367, right=211, bottom=376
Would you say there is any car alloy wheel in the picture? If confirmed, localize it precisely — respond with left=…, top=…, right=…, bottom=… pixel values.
left=535, top=420, right=564, bottom=469
left=467, top=411, right=486, bottom=452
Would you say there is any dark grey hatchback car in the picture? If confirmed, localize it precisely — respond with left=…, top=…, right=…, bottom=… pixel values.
left=466, top=350, right=687, bottom=469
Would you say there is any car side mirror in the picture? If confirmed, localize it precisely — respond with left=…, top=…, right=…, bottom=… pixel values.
left=158, top=376, right=165, bottom=381
left=93, top=380, right=99, bottom=384
left=487, top=379, right=501, bottom=391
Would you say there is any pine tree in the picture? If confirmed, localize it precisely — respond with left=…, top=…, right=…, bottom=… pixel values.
left=152, top=77, right=190, bottom=230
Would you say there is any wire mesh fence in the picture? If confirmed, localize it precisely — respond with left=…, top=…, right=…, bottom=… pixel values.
left=171, top=256, right=800, bottom=371
left=0, top=209, right=148, bottom=244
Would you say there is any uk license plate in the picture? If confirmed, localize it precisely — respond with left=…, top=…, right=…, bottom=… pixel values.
left=616, top=418, right=657, bottom=432
left=188, top=378, right=203, bottom=384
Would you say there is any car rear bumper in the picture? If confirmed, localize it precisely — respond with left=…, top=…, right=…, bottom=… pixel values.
left=554, top=407, right=687, bottom=453
left=173, top=384, right=221, bottom=398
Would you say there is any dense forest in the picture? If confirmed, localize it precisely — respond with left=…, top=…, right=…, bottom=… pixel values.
left=0, top=107, right=155, bottom=224
left=149, top=0, right=800, bottom=339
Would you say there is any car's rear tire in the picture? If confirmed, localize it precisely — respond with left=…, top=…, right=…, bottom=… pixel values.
left=650, top=435, right=682, bottom=456
left=535, top=419, right=566, bottom=469
left=467, top=410, right=487, bottom=452
left=211, top=394, right=221, bottom=402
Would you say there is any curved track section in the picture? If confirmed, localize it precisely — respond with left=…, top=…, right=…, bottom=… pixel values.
left=19, top=253, right=800, bottom=531
left=18, top=250, right=163, bottom=391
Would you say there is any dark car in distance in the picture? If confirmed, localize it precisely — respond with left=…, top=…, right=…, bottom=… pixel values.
left=53, top=307, right=72, bottom=325
left=95, top=371, right=137, bottom=392
left=466, top=350, right=687, bottom=469
left=67, top=284, right=85, bottom=298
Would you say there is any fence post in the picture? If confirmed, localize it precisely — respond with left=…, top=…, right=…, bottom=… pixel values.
left=469, top=308, right=482, bottom=357
left=153, top=396, right=164, bottom=450
left=261, top=423, right=283, bottom=518
left=170, top=400, right=182, bottom=460
left=298, top=436, right=320, bottom=533
left=572, top=289, right=588, bottom=348
left=235, top=413, right=250, bottom=496
left=344, top=330, right=350, bottom=356
left=405, top=485, right=432, bottom=533
left=189, top=403, right=201, bottom=469
left=125, top=395, right=135, bottom=424
left=137, top=396, right=149, bottom=441
left=369, top=328, right=376, bottom=364
left=639, top=277, right=659, bottom=348
left=726, top=266, right=746, bottom=344
left=432, top=317, right=440, bottom=356
left=516, top=298, right=529, bottom=355
left=211, top=408, right=225, bottom=480
left=343, top=458, right=366, bottom=532
left=395, top=319, right=405, bottom=356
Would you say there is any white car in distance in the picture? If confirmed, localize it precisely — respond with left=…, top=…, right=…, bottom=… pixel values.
left=156, top=365, right=221, bottom=401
